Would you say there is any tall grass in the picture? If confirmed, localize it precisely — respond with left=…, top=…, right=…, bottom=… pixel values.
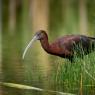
left=53, top=52, right=95, bottom=95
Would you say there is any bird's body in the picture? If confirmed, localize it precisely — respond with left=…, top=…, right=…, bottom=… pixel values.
left=40, top=34, right=95, bottom=61
left=23, top=30, right=95, bottom=62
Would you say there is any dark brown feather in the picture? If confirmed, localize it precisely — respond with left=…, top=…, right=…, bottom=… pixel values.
left=37, top=30, right=95, bottom=62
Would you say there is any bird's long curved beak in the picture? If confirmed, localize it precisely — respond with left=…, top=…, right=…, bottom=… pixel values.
left=22, top=35, right=38, bottom=59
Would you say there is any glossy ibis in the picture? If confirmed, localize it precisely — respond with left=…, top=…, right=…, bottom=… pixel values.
left=22, top=30, right=95, bottom=62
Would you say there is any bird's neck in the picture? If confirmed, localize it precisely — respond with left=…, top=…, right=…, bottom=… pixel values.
left=40, top=37, right=50, bottom=53
left=40, top=37, right=60, bottom=55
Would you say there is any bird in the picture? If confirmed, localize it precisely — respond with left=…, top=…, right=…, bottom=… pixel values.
left=22, top=30, right=95, bottom=62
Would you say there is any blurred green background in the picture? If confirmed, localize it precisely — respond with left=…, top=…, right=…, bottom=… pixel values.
left=1, top=0, right=95, bottom=95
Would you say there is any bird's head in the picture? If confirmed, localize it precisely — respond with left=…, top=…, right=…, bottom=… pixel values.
left=22, top=30, right=47, bottom=59
left=34, top=30, right=47, bottom=40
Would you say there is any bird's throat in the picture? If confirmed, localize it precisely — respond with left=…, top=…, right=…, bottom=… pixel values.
left=40, top=38, right=50, bottom=53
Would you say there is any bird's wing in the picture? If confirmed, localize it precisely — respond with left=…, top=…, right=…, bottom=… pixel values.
left=57, top=36, right=83, bottom=54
